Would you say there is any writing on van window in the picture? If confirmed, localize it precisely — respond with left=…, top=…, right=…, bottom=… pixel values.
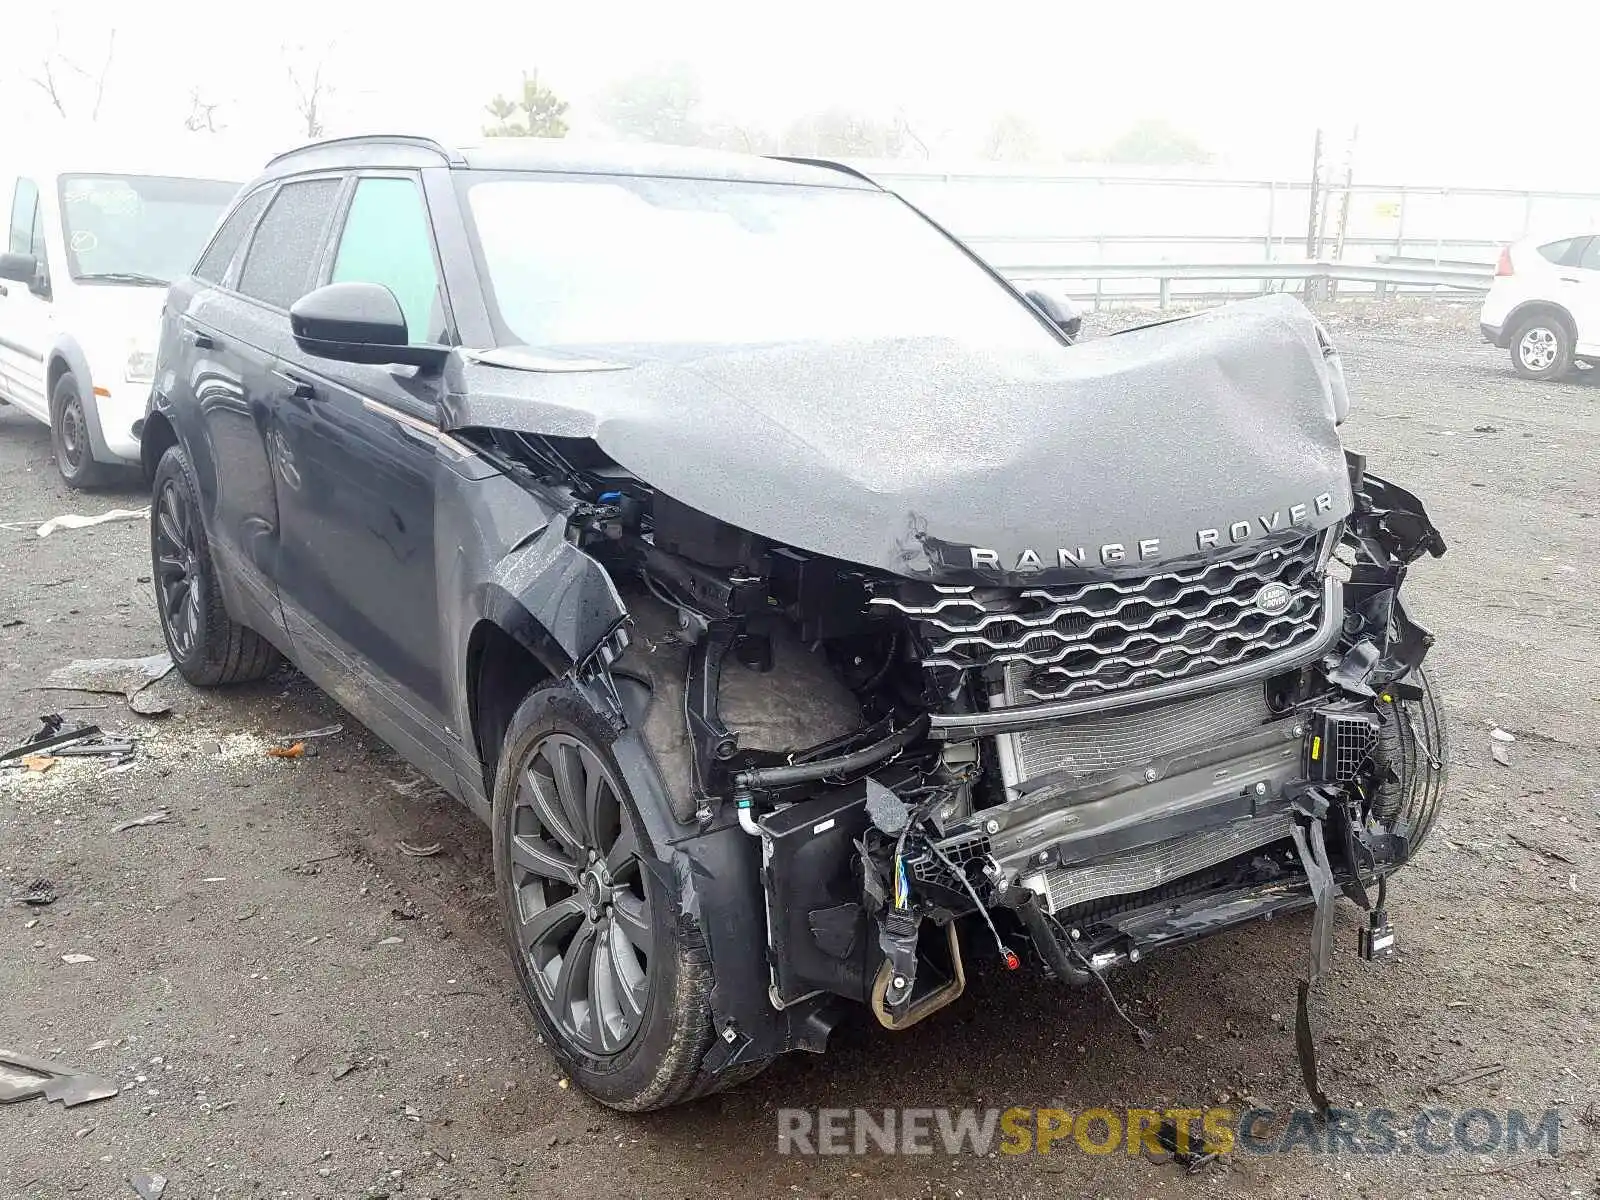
left=59, top=173, right=241, bottom=285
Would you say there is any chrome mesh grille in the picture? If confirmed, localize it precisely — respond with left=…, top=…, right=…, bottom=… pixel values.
left=879, top=534, right=1327, bottom=705
left=1039, top=813, right=1294, bottom=912
left=1012, top=683, right=1271, bottom=782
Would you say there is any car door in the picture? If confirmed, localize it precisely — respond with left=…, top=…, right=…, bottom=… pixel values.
left=0, top=178, right=55, bottom=420
left=1567, top=236, right=1600, bottom=356
left=271, top=172, right=459, bottom=783
left=174, top=177, right=344, bottom=641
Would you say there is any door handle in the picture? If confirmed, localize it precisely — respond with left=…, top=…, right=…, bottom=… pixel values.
left=189, top=330, right=216, bottom=349
left=272, top=369, right=317, bottom=401
left=0, top=283, right=8, bottom=297
left=1560, top=276, right=1581, bottom=283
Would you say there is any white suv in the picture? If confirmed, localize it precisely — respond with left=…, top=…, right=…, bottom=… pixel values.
left=1479, top=232, right=1600, bottom=381
left=0, top=149, right=241, bottom=486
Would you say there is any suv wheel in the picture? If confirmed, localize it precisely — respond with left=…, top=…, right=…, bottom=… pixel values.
left=491, top=684, right=768, bottom=1110
left=150, top=444, right=281, bottom=686
left=50, top=373, right=112, bottom=488
left=1510, top=315, right=1573, bottom=380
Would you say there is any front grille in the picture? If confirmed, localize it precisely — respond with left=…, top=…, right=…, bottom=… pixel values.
left=1038, top=812, right=1295, bottom=912
left=1012, top=682, right=1271, bottom=782
left=879, top=533, right=1328, bottom=706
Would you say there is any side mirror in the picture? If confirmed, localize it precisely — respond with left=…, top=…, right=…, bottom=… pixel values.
left=1024, top=288, right=1083, bottom=342
left=289, top=282, right=448, bottom=370
left=0, top=252, right=38, bottom=285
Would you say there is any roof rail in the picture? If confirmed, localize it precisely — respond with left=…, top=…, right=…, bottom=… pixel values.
left=768, top=156, right=884, bottom=189
left=267, top=134, right=462, bottom=168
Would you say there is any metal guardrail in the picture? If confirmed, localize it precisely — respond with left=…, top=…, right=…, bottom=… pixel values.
left=991, top=260, right=1494, bottom=308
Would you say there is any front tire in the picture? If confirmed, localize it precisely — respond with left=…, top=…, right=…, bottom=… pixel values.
left=491, top=684, right=766, bottom=1110
left=150, top=444, right=280, bottom=686
left=1510, top=315, right=1573, bottom=380
left=50, top=373, right=113, bottom=488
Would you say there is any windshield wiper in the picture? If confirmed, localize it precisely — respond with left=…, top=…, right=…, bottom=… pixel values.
left=75, top=271, right=169, bottom=286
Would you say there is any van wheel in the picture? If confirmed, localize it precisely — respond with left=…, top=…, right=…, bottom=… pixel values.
left=1510, top=315, right=1572, bottom=380
left=150, top=444, right=280, bottom=686
left=491, top=684, right=769, bottom=1110
left=51, top=374, right=113, bottom=488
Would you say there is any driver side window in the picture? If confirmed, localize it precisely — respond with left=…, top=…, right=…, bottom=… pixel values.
left=330, top=177, right=448, bottom=345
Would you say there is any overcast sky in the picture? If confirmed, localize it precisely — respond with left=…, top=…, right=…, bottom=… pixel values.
left=5, top=0, right=1597, bottom=189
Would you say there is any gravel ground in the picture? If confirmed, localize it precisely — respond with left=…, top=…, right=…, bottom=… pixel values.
left=1, top=310, right=1597, bottom=1199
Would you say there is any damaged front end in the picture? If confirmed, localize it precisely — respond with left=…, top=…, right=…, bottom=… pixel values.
left=455, top=298, right=1448, bottom=1100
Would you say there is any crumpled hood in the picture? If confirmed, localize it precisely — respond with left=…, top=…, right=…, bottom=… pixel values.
left=445, top=294, right=1354, bottom=584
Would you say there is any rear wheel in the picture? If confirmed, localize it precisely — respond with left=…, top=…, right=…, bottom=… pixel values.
left=150, top=444, right=280, bottom=686
left=50, top=374, right=113, bottom=488
left=491, top=684, right=768, bottom=1110
left=1509, top=314, right=1573, bottom=380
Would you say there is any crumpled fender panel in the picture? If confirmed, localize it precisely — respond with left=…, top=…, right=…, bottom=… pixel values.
left=1327, top=453, right=1448, bottom=695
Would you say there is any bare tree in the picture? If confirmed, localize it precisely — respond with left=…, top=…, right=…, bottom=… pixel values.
left=284, top=43, right=334, bottom=139
left=184, top=87, right=224, bottom=133
left=26, top=21, right=117, bottom=120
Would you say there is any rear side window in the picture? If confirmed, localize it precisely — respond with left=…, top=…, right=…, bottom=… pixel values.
left=1537, top=238, right=1578, bottom=265
left=330, top=177, right=447, bottom=343
left=237, top=177, right=342, bottom=309
left=8, top=179, right=39, bottom=255
left=194, top=188, right=270, bottom=285
left=1580, top=239, right=1600, bottom=271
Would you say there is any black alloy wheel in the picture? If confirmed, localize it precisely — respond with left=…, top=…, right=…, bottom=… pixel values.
left=509, top=732, right=653, bottom=1054
left=154, top=475, right=204, bottom=660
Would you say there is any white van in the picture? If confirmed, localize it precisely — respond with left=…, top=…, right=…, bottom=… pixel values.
left=0, top=145, right=244, bottom=486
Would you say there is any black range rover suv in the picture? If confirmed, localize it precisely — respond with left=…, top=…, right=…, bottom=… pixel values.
left=140, top=135, right=1447, bottom=1111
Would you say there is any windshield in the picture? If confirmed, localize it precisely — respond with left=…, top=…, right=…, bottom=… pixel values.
left=462, top=173, right=1060, bottom=352
left=59, top=174, right=240, bottom=285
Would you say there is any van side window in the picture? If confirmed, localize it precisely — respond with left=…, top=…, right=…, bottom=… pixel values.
left=330, top=177, right=448, bottom=344
left=8, top=179, right=39, bottom=256
left=236, top=178, right=342, bottom=309
left=194, top=188, right=271, bottom=285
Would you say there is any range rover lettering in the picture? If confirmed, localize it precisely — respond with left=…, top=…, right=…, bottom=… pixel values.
left=141, top=135, right=1448, bottom=1111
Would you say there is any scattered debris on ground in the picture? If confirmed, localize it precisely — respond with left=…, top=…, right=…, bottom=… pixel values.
left=11, top=879, right=58, bottom=907
left=129, top=1169, right=168, bottom=1200
left=267, top=742, right=306, bottom=759
left=41, top=654, right=174, bottom=716
left=398, top=840, right=443, bottom=858
left=34, top=507, right=149, bottom=538
left=279, top=724, right=343, bottom=743
left=112, top=810, right=171, bottom=833
left=0, top=1048, right=119, bottom=1109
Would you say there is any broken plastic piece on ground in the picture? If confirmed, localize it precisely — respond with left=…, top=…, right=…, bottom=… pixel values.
left=61, top=954, right=96, bottom=964
left=398, top=840, right=443, bottom=857
left=267, top=742, right=306, bottom=759
left=280, top=723, right=343, bottom=742
left=112, top=810, right=171, bottom=833
left=1490, top=742, right=1511, bottom=767
left=34, top=507, right=149, bottom=538
left=1, top=715, right=101, bottom=762
left=41, top=654, right=174, bottom=714
left=19, top=755, right=57, bottom=773
left=0, top=1048, right=119, bottom=1108
left=130, top=1169, right=168, bottom=1200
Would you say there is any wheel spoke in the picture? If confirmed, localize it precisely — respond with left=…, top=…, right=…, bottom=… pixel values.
left=548, top=741, right=591, bottom=845
left=156, top=552, right=186, bottom=579
left=509, top=833, right=580, bottom=886
left=156, top=501, right=183, bottom=551
left=520, top=767, right=582, bottom=853
left=611, top=891, right=651, bottom=952
left=589, top=929, right=625, bottom=1050
left=607, top=916, right=647, bottom=1010
left=604, top=816, right=638, bottom=877
left=519, top=893, right=584, bottom=952
left=553, top=919, right=596, bottom=1030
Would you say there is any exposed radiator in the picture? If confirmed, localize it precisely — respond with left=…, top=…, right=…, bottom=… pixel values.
left=1007, top=681, right=1271, bottom=784
left=1039, top=811, right=1294, bottom=913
